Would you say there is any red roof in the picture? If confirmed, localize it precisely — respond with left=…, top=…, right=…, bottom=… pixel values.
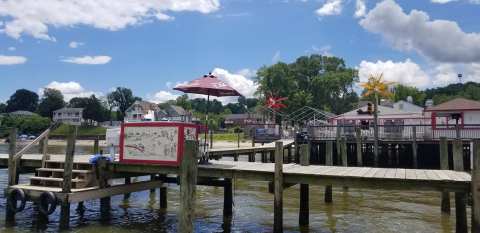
left=425, top=98, right=480, bottom=111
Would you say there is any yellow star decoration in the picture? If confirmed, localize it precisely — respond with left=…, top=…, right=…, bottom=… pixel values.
left=360, top=73, right=394, bottom=98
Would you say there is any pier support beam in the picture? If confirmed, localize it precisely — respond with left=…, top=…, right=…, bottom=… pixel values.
left=325, top=141, right=333, bottom=203
left=150, top=174, right=156, bottom=193
left=179, top=140, right=198, bottom=233
left=223, top=178, right=233, bottom=217
left=453, top=139, right=467, bottom=233
left=355, top=128, right=363, bottom=167
left=471, top=139, right=480, bottom=233
left=124, top=177, right=131, bottom=199
left=274, top=141, right=284, bottom=232
left=299, top=144, right=310, bottom=226
left=439, top=137, right=450, bottom=214
left=158, top=175, right=167, bottom=209
left=412, top=126, right=418, bottom=169
left=60, top=126, right=76, bottom=230
left=6, top=128, right=17, bottom=224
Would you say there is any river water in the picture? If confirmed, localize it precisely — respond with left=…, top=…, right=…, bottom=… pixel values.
left=0, top=144, right=468, bottom=232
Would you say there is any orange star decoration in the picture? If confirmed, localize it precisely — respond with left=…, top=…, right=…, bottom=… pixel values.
left=266, top=96, right=287, bottom=109
left=360, top=73, right=394, bottom=99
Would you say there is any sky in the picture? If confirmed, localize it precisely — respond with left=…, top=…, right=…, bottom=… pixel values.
left=0, top=0, right=480, bottom=104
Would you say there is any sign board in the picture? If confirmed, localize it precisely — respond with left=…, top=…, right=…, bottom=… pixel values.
left=120, top=122, right=198, bottom=166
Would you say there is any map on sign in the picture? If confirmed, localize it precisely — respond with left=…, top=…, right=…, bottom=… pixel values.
left=123, top=126, right=178, bottom=161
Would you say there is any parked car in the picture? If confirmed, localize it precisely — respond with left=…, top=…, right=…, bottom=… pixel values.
left=28, top=135, right=36, bottom=140
left=18, top=134, right=28, bottom=141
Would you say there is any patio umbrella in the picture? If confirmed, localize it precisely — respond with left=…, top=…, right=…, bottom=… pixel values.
left=174, top=73, right=242, bottom=154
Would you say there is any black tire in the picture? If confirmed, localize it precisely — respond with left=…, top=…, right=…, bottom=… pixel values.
left=38, top=191, right=57, bottom=215
left=7, top=188, right=26, bottom=213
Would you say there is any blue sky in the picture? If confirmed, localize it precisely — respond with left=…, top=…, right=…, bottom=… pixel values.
left=1, top=0, right=480, bottom=103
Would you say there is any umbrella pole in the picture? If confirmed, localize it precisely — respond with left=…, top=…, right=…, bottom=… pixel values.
left=204, top=94, right=210, bottom=155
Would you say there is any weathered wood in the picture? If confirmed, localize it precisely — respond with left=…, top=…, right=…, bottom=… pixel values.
left=439, top=137, right=450, bottom=214
left=472, top=139, right=480, bottom=233
left=274, top=141, right=284, bottom=232
left=299, top=144, right=309, bottom=226
left=341, top=137, right=347, bottom=167
left=6, top=128, right=17, bottom=223
left=93, top=138, right=99, bottom=154
left=13, top=127, right=51, bottom=160
left=158, top=174, right=167, bottom=209
left=179, top=140, right=198, bottom=233
left=452, top=139, right=467, bottom=233
left=325, top=141, right=333, bottom=203
left=41, top=135, right=49, bottom=168
left=237, top=132, right=240, bottom=148
left=210, top=130, right=213, bottom=149
left=60, top=126, right=77, bottom=230
left=150, top=174, right=156, bottom=193
left=124, top=177, right=131, bottom=199
left=355, top=128, right=363, bottom=166
left=223, top=178, right=233, bottom=217
left=412, top=126, right=418, bottom=169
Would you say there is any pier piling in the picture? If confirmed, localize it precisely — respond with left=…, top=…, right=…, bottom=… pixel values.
left=6, top=128, right=17, bottom=224
left=60, top=126, right=76, bottom=230
left=179, top=140, right=198, bottom=233
left=223, top=178, right=233, bottom=217
left=325, top=141, right=333, bottom=203
left=440, top=137, right=451, bottom=214
left=471, top=139, right=480, bottom=233
left=274, top=141, right=284, bottom=232
left=355, top=128, right=362, bottom=166
left=412, top=126, right=418, bottom=169
left=299, top=144, right=310, bottom=226
left=453, top=139, right=467, bottom=233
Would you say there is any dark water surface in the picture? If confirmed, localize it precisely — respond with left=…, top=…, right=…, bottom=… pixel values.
left=0, top=144, right=467, bottom=232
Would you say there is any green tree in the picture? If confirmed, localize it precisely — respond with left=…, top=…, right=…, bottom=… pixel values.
left=392, top=84, right=426, bottom=105
left=107, top=87, right=141, bottom=121
left=37, top=88, right=65, bottom=118
left=69, top=95, right=109, bottom=123
left=256, top=54, right=358, bottom=114
left=6, top=89, right=39, bottom=113
left=176, top=94, right=192, bottom=110
left=1, top=115, right=50, bottom=135
left=0, top=103, right=6, bottom=113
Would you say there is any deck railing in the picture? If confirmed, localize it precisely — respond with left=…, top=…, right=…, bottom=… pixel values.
left=308, top=124, right=480, bottom=141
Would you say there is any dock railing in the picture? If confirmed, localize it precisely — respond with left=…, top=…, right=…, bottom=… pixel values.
left=308, top=124, right=480, bottom=141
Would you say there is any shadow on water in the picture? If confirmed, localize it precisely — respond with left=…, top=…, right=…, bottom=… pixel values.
left=0, top=145, right=469, bottom=232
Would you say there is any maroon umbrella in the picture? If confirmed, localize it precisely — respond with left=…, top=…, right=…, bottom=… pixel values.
left=174, top=73, right=243, bottom=154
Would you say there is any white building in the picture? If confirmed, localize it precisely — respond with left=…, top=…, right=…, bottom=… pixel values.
left=53, top=108, right=84, bottom=125
left=125, top=101, right=165, bottom=122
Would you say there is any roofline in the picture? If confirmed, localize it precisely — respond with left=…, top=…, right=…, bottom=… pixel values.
left=424, top=108, right=480, bottom=112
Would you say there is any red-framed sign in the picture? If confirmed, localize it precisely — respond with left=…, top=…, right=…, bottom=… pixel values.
left=119, top=121, right=198, bottom=166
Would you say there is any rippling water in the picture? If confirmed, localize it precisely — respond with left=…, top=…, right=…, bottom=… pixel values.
left=0, top=144, right=468, bottom=232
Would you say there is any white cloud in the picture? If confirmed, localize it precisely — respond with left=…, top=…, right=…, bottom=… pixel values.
left=0, top=0, right=220, bottom=40
left=40, top=81, right=100, bottom=100
left=61, top=55, right=111, bottom=65
left=0, top=55, right=27, bottom=65
left=212, top=68, right=258, bottom=98
left=354, top=0, right=366, bottom=18
left=306, top=45, right=333, bottom=56
left=360, top=0, right=480, bottom=63
left=358, top=59, right=430, bottom=88
left=7, top=46, right=15, bottom=51
left=149, top=90, right=179, bottom=104
left=69, top=41, right=84, bottom=48
left=431, top=0, right=457, bottom=3
left=272, top=51, right=281, bottom=63
left=316, top=0, right=343, bottom=16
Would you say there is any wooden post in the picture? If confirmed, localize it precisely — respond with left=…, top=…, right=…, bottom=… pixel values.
left=41, top=135, right=49, bottom=168
left=299, top=144, right=309, bottom=226
left=453, top=139, right=467, bottom=233
left=325, top=141, right=333, bottom=203
left=60, top=126, right=77, bottom=230
left=439, top=137, right=450, bottom=214
left=471, top=139, right=480, bottom=233
left=6, top=128, right=17, bottom=223
left=179, top=140, right=198, bottom=233
left=355, top=128, right=363, bottom=166
left=150, top=174, right=156, bottom=193
left=97, top=157, right=111, bottom=221
left=124, top=177, right=131, bottom=200
left=373, top=93, right=379, bottom=167
left=251, top=130, right=255, bottom=148
left=223, top=178, right=233, bottom=217
left=237, top=132, right=240, bottom=148
left=294, top=137, right=299, bottom=163
left=287, top=146, right=292, bottom=164
left=93, top=137, right=99, bottom=154
left=210, top=130, right=213, bottom=149
left=341, top=137, right=347, bottom=167
left=412, top=126, right=418, bottom=169
left=159, top=175, right=167, bottom=209
left=336, top=126, right=341, bottom=165
left=274, top=141, right=284, bottom=232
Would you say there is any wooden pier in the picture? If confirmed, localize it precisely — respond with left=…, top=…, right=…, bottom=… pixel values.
left=0, top=129, right=479, bottom=232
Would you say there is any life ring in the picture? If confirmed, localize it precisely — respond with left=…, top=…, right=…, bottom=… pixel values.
left=7, top=188, right=26, bottom=213
left=38, top=191, right=57, bottom=215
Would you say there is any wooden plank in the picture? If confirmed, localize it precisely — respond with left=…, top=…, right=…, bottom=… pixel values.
left=453, top=139, right=464, bottom=171
left=440, top=137, right=449, bottom=170
left=414, top=170, right=428, bottom=180
left=424, top=170, right=441, bottom=181
left=394, top=169, right=406, bottom=179
left=384, top=169, right=397, bottom=179
left=471, top=139, right=480, bottom=233
left=373, top=168, right=388, bottom=179
left=355, top=128, right=363, bottom=166
left=433, top=170, right=451, bottom=181
left=405, top=169, right=416, bottom=180
left=362, top=168, right=380, bottom=178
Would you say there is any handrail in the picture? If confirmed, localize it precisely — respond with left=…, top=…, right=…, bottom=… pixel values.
left=13, top=123, right=59, bottom=161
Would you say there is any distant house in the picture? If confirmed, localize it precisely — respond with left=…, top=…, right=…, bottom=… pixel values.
left=125, top=100, right=165, bottom=122
left=393, top=100, right=424, bottom=113
left=224, top=113, right=263, bottom=127
left=8, top=110, right=38, bottom=117
left=164, top=105, right=192, bottom=122
left=53, top=108, right=84, bottom=125
left=425, top=97, right=480, bottom=128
